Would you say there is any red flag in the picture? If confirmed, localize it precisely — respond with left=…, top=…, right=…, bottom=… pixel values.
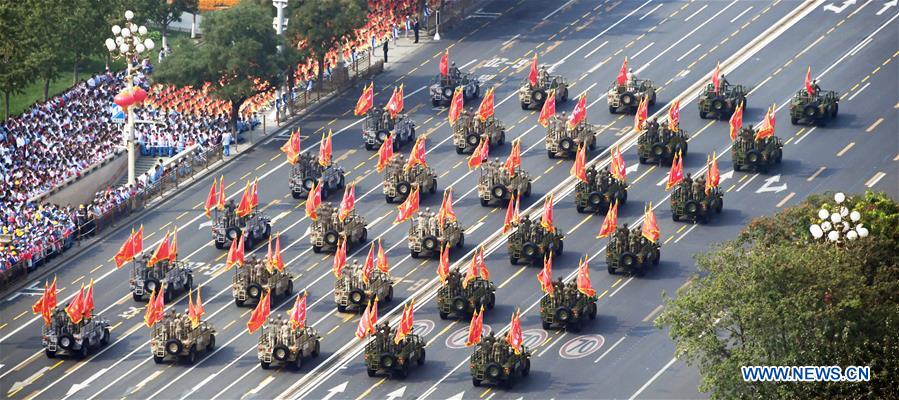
left=577, top=257, right=596, bottom=297
left=393, top=300, right=415, bottom=344
left=541, top=193, right=555, bottom=233
left=32, top=279, right=50, bottom=324
left=439, top=50, right=449, bottom=77
left=665, top=151, right=684, bottom=191
left=571, top=143, right=587, bottom=183
left=249, top=179, right=259, bottom=210
left=502, top=193, right=520, bottom=234
left=405, top=137, right=427, bottom=171
left=333, top=238, right=347, bottom=278
left=596, top=201, right=619, bottom=238
left=804, top=66, right=814, bottom=96
left=280, top=128, right=302, bottom=165
left=376, top=134, right=394, bottom=173
left=369, top=297, right=379, bottom=328
left=81, top=279, right=95, bottom=320
left=706, top=152, right=720, bottom=193
left=641, top=203, right=660, bottom=243
left=235, top=180, right=253, bottom=218
left=356, top=300, right=374, bottom=340
left=506, top=309, right=523, bottom=354
left=394, top=187, right=420, bottom=223
left=465, top=306, right=485, bottom=346
left=729, top=101, right=744, bottom=141
left=385, top=84, right=404, bottom=118
left=354, top=82, right=374, bottom=116
left=567, top=94, right=587, bottom=130
left=267, top=232, right=285, bottom=272
left=437, top=188, right=457, bottom=226
left=362, top=242, right=375, bottom=285
left=462, top=249, right=479, bottom=289
left=711, top=61, right=720, bottom=93
left=188, top=286, right=205, bottom=329
left=114, top=228, right=137, bottom=268
left=537, top=89, right=556, bottom=127
left=225, top=233, right=245, bottom=270
left=668, top=99, right=680, bottom=131
left=289, top=291, right=307, bottom=330
left=537, top=252, right=554, bottom=296
left=204, top=179, right=218, bottom=218
left=247, top=290, right=271, bottom=333
left=527, top=55, right=538, bottom=87
left=476, top=87, right=495, bottom=122
left=467, top=139, right=489, bottom=170
left=45, top=278, right=57, bottom=323
left=339, top=183, right=356, bottom=222
left=477, top=247, right=489, bottom=281
left=634, top=96, right=648, bottom=131
left=319, top=130, right=333, bottom=167
left=305, top=181, right=322, bottom=220
left=148, top=231, right=171, bottom=267
left=610, top=145, right=627, bottom=182
left=168, top=226, right=178, bottom=262
left=376, top=238, right=389, bottom=274
left=217, top=176, right=226, bottom=210
left=755, top=104, right=776, bottom=140
left=144, top=287, right=160, bottom=328
left=448, top=87, right=464, bottom=126
left=503, top=139, right=521, bottom=177
left=437, top=243, right=451, bottom=283
left=66, top=284, right=85, bottom=324
left=617, top=57, right=629, bottom=86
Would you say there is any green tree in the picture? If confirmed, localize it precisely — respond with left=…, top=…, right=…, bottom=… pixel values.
left=131, top=0, right=198, bottom=49
left=0, top=2, right=35, bottom=118
left=153, top=1, right=289, bottom=134
left=25, top=0, right=68, bottom=101
left=286, top=0, right=367, bottom=92
left=657, top=191, right=898, bottom=399
left=65, top=0, right=119, bottom=84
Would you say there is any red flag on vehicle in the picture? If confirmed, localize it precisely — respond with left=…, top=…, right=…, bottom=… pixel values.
left=204, top=179, right=218, bottom=218
left=333, top=238, right=347, bottom=278
left=217, top=176, right=226, bottom=210
left=235, top=180, right=253, bottom=218
left=249, top=178, right=259, bottom=210
left=338, top=183, right=356, bottom=222
left=362, top=242, right=376, bottom=285
left=804, top=66, right=814, bottom=96
left=289, top=291, right=307, bottom=330
left=503, top=139, right=521, bottom=177
left=567, top=94, right=587, bottom=130
left=571, top=143, right=587, bottom=183
left=537, top=252, right=554, bottom=296
left=439, top=50, right=449, bottom=77
left=634, top=96, right=648, bottom=132
left=437, top=188, right=457, bottom=226
left=668, top=99, right=680, bottom=131
left=225, top=233, right=245, bottom=270
left=665, top=151, right=684, bottom=191
left=376, top=134, right=394, bottom=173
left=354, top=82, right=374, bottom=116
left=306, top=181, right=322, bottom=220
left=394, top=187, right=420, bottom=223
left=465, top=306, right=485, bottom=346
left=167, top=226, right=178, bottom=262
left=319, top=130, right=333, bottom=167
left=81, top=279, right=95, bottom=320
left=537, top=89, right=556, bottom=127
left=448, top=87, right=464, bottom=126
left=467, top=139, right=489, bottom=170
left=476, top=87, right=495, bottom=122
left=393, top=300, right=415, bottom=344
left=280, top=128, right=302, bottom=165
left=356, top=300, right=374, bottom=340
left=66, top=283, right=85, bottom=324
left=148, top=230, right=171, bottom=267
left=527, top=55, right=538, bottom=87
left=641, top=202, right=660, bottom=243
left=377, top=238, right=389, bottom=274
left=706, top=152, right=720, bottom=194
left=610, top=145, right=627, bottom=182
left=114, top=227, right=138, bottom=268
left=596, top=201, right=619, bottom=238
left=405, top=137, right=427, bottom=171
left=577, top=257, right=596, bottom=297
left=541, top=193, right=555, bottom=233
left=247, top=290, right=271, bottom=334
left=617, top=57, right=629, bottom=86
left=729, top=101, right=743, bottom=141
left=437, top=244, right=451, bottom=283
left=502, top=193, right=520, bottom=234
left=188, top=285, right=205, bottom=329
left=711, top=61, right=721, bottom=93
left=385, top=84, right=404, bottom=118
left=755, top=104, right=776, bottom=140
left=506, top=309, right=523, bottom=354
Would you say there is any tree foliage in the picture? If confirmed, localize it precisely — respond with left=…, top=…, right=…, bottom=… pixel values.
left=286, top=0, right=368, bottom=90
left=657, top=191, right=898, bottom=399
left=130, top=0, right=198, bottom=48
left=0, top=1, right=35, bottom=118
left=153, top=1, right=289, bottom=133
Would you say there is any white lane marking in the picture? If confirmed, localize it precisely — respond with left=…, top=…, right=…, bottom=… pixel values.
left=683, top=4, right=708, bottom=22
left=583, top=40, right=609, bottom=59
left=730, top=6, right=754, bottom=23
left=542, top=0, right=577, bottom=21
left=629, top=357, right=678, bottom=399
left=502, top=34, right=521, bottom=46
left=794, top=127, right=816, bottom=144
left=847, top=82, right=870, bottom=101
left=631, top=42, right=655, bottom=60
left=595, top=336, right=626, bottom=363
left=608, top=277, right=633, bottom=297
left=557, top=0, right=654, bottom=67
left=459, top=59, right=478, bottom=69
left=865, top=171, right=886, bottom=188
left=640, top=3, right=663, bottom=20
left=674, top=225, right=697, bottom=244
left=676, top=43, right=701, bottom=62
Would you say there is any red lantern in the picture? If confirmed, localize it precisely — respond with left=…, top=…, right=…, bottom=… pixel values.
left=131, top=87, right=148, bottom=105
left=114, top=89, right=135, bottom=110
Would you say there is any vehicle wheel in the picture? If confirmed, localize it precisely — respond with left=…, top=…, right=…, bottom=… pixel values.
left=562, top=88, right=569, bottom=102
left=423, top=236, right=439, bottom=252
left=650, top=91, right=657, bottom=106
left=466, top=133, right=481, bottom=147
left=455, top=146, right=464, bottom=154
left=772, top=148, right=783, bottom=164
left=442, top=87, right=454, bottom=99
left=166, top=339, right=183, bottom=356
left=432, top=99, right=440, bottom=107
left=608, top=105, right=616, bottom=114
left=226, top=227, right=241, bottom=242
left=273, top=345, right=290, bottom=361
left=576, top=203, right=585, bottom=213
left=431, top=179, right=437, bottom=194
left=684, top=200, right=700, bottom=216
left=485, top=363, right=503, bottom=381
left=368, top=368, right=378, bottom=377
left=312, top=245, right=322, bottom=254
left=488, top=293, right=495, bottom=309
left=608, top=264, right=617, bottom=275
left=186, top=347, right=197, bottom=364
left=510, top=255, right=519, bottom=265
left=480, top=198, right=489, bottom=207
left=589, top=303, right=597, bottom=320
left=417, top=348, right=426, bottom=365
left=294, top=355, right=303, bottom=370
left=133, top=292, right=143, bottom=302
left=555, top=307, right=573, bottom=323
left=396, top=181, right=412, bottom=197
left=521, top=102, right=528, bottom=110
left=619, top=252, right=637, bottom=269
left=286, top=280, right=294, bottom=296
left=746, top=149, right=761, bottom=165
left=672, top=212, right=680, bottom=222
left=620, top=93, right=635, bottom=107
left=532, top=89, right=546, bottom=103
left=101, top=329, right=110, bottom=346
left=59, top=333, right=75, bottom=350
left=651, top=144, right=666, bottom=158
left=361, top=227, right=368, bottom=243
left=348, top=289, right=366, bottom=306
left=215, top=240, right=226, bottom=249
left=247, top=283, right=263, bottom=299
left=236, top=298, right=245, bottom=307
left=791, top=116, right=799, bottom=125
left=411, top=250, right=420, bottom=259
left=559, top=138, right=575, bottom=153
left=439, top=310, right=449, bottom=320
left=547, top=150, right=555, bottom=159
left=491, top=185, right=507, bottom=200
left=521, top=242, right=538, bottom=259
left=832, top=103, right=838, bottom=117
left=312, top=340, right=320, bottom=357
left=525, top=182, right=532, bottom=197
left=154, top=355, right=165, bottom=364
left=803, top=104, right=818, bottom=118
left=385, top=195, right=395, bottom=203
left=452, top=296, right=467, bottom=313
left=323, top=230, right=340, bottom=247
left=459, top=233, right=465, bottom=248
left=260, top=360, right=271, bottom=370
left=186, top=275, right=194, bottom=290
left=208, top=335, right=216, bottom=350
left=523, top=359, right=531, bottom=377
left=337, top=304, right=347, bottom=313
left=699, top=111, right=707, bottom=119
left=711, top=98, right=726, bottom=111
left=45, top=349, right=56, bottom=358
left=542, top=321, right=552, bottom=330
left=386, top=286, right=394, bottom=302
left=472, top=377, right=481, bottom=387
left=639, top=155, right=647, bottom=164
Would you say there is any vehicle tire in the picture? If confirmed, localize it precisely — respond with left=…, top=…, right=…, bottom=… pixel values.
left=589, top=303, right=597, bottom=320
left=791, top=116, right=799, bottom=125
left=650, top=91, right=657, bottom=106
left=145, top=278, right=160, bottom=295
left=588, top=192, right=603, bottom=208
left=360, top=227, right=368, bottom=243
left=226, top=227, right=241, bottom=242
left=620, top=93, right=635, bottom=106
left=423, top=236, right=439, bottom=252
left=651, top=144, right=666, bottom=157
left=78, top=345, right=89, bottom=359
left=772, top=148, right=783, bottom=163
left=510, top=255, right=519, bottom=265
left=439, top=310, right=449, bottom=320
left=208, top=335, right=216, bottom=350
left=376, top=129, right=390, bottom=143
left=411, top=250, right=420, bottom=259
left=532, top=89, right=546, bottom=103
left=542, top=320, right=552, bottom=330
left=59, top=333, right=75, bottom=350
left=699, top=111, right=707, bottom=119
left=485, top=363, right=503, bottom=380
left=273, top=345, right=290, bottom=361
left=576, top=203, right=586, bottom=213
left=745, top=149, right=761, bottom=165
left=487, top=293, right=495, bottom=309
left=803, top=104, right=818, bottom=118
left=186, top=274, right=194, bottom=290
left=286, top=280, right=294, bottom=296
left=312, top=245, right=322, bottom=254
left=337, top=304, right=347, bottom=313
left=236, top=298, right=245, bottom=307
left=397, top=181, right=412, bottom=197
left=442, top=87, right=454, bottom=99
left=555, top=307, right=573, bottom=323
left=45, top=349, right=56, bottom=358
left=247, top=283, right=263, bottom=299
left=294, top=355, right=303, bottom=370
left=348, top=289, right=366, bottom=306
left=711, top=98, right=726, bottom=111
left=165, top=339, right=183, bottom=356
left=832, top=103, right=839, bottom=117
left=456, top=146, right=464, bottom=154
left=522, top=242, right=538, bottom=259
left=466, top=133, right=480, bottom=148
left=365, top=142, right=374, bottom=151
left=561, top=88, right=569, bottom=102
left=619, top=252, right=638, bottom=269
left=291, top=190, right=303, bottom=199
left=323, top=230, right=339, bottom=247
left=431, top=178, right=438, bottom=194
left=417, top=348, right=426, bottom=365
left=452, top=296, right=467, bottom=313
left=714, top=198, right=723, bottom=214
left=684, top=200, right=700, bottom=216
left=432, top=99, right=440, bottom=107
left=472, top=377, right=482, bottom=387
left=368, top=368, right=378, bottom=377
left=559, top=138, right=575, bottom=153
left=101, top=329, right=111, bottom=346
left=260, top=360, right=270, bottom=370
left=609, top=105, right=617, bottom=114
left=525, top=182, right=532, bottom=197
left=459, top=233, right=465, bottom=248
left=380, top=353, right=398, bottom=370
left=672, top=212, right=680, bottom=222
left=480, top=198, right=489, bottom=207
left=386, top=286, right=394, bottom=302
left=133, top=292, right=143, bottom=302
left=523, top=359, right=531, bottom=377
left=312, top=340, right=320, bottom=357
left=521, top=102, right=529, bottom=110
left=491, top=185, right=507, bottom=200
left=607, top=264, right=617, bottom=275
left=498, top=131, right=505, bottom=145
left=154, top=355, right=165, bottom=364
left=639, top=155, right=648, bottom=164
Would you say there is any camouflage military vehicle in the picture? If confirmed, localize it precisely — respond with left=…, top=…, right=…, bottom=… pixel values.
left=129, top=255, right=193, bottom=302
left=545, top=114, right=597, bottom=159
left=42, top=307, right=111, bottom=359
left=430, top=64, right=481, bottom=107
left=670, top=176, right=723, bottom=223
left=309, top=203, right=368, bottom=253
left=731, top=126, right=783, bottom=173
left=698, top=81, right=748, bottom=119
left=470, top=334, right=531, bottom=388
left=408, top=211, right=465, bottom=258
left=232, top=257, right=294, bottom=307
left=289, top=153, right=345, bottom=199
left=575, top=166, right=628, bottom=213
left=436, top=270, right=496, bottom=320
left=150, top=312, right=216, bottom=364
left=362, top=107, right=416, bottom=151
left=452, top=110, right=506, bottom=154
left=212, top=205, right=271, bottom=250
left=636, top=119, right=689, bottom=164
left=539, top=279, right=597, bottom=332
left=258, top=321, right=320, bottom=370
left=364, top=323, right=426, bottom=378
left=477, top=161, right=531, bottom=207
left=335, top=263, right=393, bottom=312
left=519, top=66, right=569, bottom=109
left=507, top=217, right=564, bottom=265
left=607, top=78, right=656, bottom=114
left=605, top=226, right=660, bottom=276
left=382, top=157, right=438, bottom=203
left=789, top=88, right=839, bottom=125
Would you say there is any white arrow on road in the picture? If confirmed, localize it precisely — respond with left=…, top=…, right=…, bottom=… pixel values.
left=625, top=163, right=639, bottom=175
left=385, top=386, right=406, bottom=400
left=67, top=367, right=108, bottom=396
left=9, top=367, right=49, bottom=395
left=198, top=220, right=213, bottom=230
left=446, top=392, right=465, bottom=400
left=877, top=0, right=897, bottom=15
left=719, top=169, right=735, bottom=183
left=823, top=0, right=857, bottom=13
left=755, top=174, right=788, bottom=194
left=321, top=381, right=347, bottom=400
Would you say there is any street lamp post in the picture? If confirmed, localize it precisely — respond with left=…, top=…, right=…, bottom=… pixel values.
left=809, top=192, right=869, bottom=244
left=273, top=0, right=289, bottom=125
left=105, top=10, right=155, bottom=187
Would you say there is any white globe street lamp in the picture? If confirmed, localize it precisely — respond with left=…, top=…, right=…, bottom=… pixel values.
left=809, top=192, right=869, bottom=245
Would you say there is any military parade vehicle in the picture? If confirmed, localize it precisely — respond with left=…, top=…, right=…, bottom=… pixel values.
left=519, top=65, right=569, bottom=109
left=364, top=323, right=426, bottom=378
left=605, top=225, right=660, bottom=276
left=470, top=333, right=531, bottom=388
left=636, top=118, right=689, bottom=164
left=309, top=202, right=368, bottom=253
left=335, top=261, right=393, bottom=312
left=476, top=160, right=532, bottom=206
left=232, top=256, right=294, bottom=307
left=607, top=76, right=656, bottom=114
left=42, top=307, right=111, bottom=359
left=670, top=175, right=723, bottom=223
left=789, top=87, right=839, bottom=125
left=362, top=107, right=416, bottom=150
left=408, top=210, right=465, bottom=258
left=129, top=254, right=193, bottom=302
left=575, top=166, right=628, bottom=213
left=382, top=155, right=438, bottom=203
left=288, top=153, right=346, bottom=200
left=539, top=279, right=597, bottom=332
left=507, top=216, right=564, bottom=265
left=436, top=270, right=496, bottom=320
left=545, top=113, right=597, bottom=159
left=258, top=319, right=321, bottom=370
left=452, top=109, right=506, bottom=154
left=731, top=126, right=783, bottom=173
left=430, top=62, right=481, bottom=107
left=212, top=201, right=271, bottom=250
left=151, top=311, right=216, bottom=364
left=698, top=80, right=748, bottom=119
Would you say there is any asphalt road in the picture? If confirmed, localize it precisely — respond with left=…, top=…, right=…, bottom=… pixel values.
left=1, top=0, right=896, bottom=399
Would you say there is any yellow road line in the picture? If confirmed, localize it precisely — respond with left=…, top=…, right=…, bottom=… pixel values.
left=355, top=378, right=386, bottom=400
left=498, top=267, right=527, bottom=289
left=776, top=192, right=796, bottom=208
left=865, top=117, right=884, bottom=133
left=427, top=321, right=458, bottom=347
left=836, top=142, right=855, bottom=157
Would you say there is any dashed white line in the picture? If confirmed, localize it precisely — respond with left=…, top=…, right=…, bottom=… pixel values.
left=583, top=40, right=609, bottom=59
left=676, top=44, right=701, bottom=62
left=542, top=0, right=577, bottom=21
left=594, top=336, right=626, bottom=363
left=865, top=171, right=886, bottom=188
left=847, top=82, right=870, bottom=101
left=639, top=3, right=663, bottom=20
left=683, top=4, right=708, bottom=22
left=631, top=42, right=655, bottom=59
left=730, top=6, right=754, bottom=23
left=629, top=357, right=678, bottom=399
